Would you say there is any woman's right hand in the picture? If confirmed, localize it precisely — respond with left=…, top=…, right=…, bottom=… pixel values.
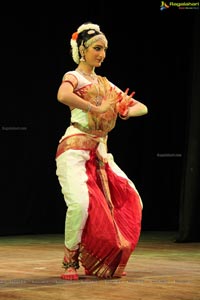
left=98, top=87, right=121, bottom=113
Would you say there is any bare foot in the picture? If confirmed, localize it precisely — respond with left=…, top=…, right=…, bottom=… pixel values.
left=60, top=267, right=79, bottom=280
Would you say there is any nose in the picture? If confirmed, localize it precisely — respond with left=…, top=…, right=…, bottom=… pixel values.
left=100, top=49, right=106, bottom=58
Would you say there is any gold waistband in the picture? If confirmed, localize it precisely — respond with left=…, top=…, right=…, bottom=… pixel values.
left=56, top=134, right=99, bottom=158
left=72, top=123, right=107, bottom=138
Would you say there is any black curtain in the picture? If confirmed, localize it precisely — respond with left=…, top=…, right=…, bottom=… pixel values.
left=176, top=14, right=200, bottom=242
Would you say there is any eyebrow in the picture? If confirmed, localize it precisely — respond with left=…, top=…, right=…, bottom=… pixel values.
left=93, top=44, right=107, bottom=48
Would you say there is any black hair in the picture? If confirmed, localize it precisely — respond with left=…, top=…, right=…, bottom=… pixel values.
left=77, top=22, right=102, bottom=47
left=77, top=26, right=101, bottom=48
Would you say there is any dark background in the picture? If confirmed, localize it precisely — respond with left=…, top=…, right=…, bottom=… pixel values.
left=0, top=3, right=199, bottom=241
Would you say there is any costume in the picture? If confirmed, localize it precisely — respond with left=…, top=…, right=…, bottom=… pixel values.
left=55, top=70, right=143, bottom=278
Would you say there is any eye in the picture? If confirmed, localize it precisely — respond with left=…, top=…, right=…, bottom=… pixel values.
left=93, top=46, right=101, bottom=51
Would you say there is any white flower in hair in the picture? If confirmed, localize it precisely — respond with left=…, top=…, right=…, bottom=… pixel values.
left=70, top=37, right=79, bottom=64
left=77, top=23, right=100, bottom=34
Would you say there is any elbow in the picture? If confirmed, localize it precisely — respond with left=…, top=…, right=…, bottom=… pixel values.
left=57, top=91, right=65, bottom=104
left=143, top=105, right=148, bottom=115
left=140, top=104, right=148, bottom=116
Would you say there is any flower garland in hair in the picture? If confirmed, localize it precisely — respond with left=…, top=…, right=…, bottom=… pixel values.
left=77, top=23, right=100, bottom=34
left=70, top=23, right=102, bottom=64
left=70, top=31, right=80, bottom=64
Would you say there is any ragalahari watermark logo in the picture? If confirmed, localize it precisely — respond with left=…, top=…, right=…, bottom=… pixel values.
left=160, top=1, right=199, bottom=10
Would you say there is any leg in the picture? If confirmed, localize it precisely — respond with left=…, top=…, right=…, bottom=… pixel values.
left=56, top=149, right=91, bottom=280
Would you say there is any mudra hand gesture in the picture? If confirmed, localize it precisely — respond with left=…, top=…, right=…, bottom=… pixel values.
left=99, top=86, right=122, bottom=113
left=116, top=88, right=135, bottom=118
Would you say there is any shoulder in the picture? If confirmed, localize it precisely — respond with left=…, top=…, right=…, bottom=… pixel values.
left=62, top=70, right=92, bottom=90
left=62, top=70, right=77, bottom=81
left=61, top=71, right=79, bottom=89
left=62, top=70, right=91, bottom=83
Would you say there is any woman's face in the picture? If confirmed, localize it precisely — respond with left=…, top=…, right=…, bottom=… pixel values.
left=84, top=40, right=107, bottom=68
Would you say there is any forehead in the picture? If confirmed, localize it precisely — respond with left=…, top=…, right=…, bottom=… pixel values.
left=85, top=34, right=108, bottom=48
left=91, top=40, right=107, bottom=48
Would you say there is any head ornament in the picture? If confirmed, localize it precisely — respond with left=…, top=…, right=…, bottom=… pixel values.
left=70, top=22, right=107, bottom=64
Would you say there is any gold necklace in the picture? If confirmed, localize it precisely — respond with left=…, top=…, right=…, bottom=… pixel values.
left=76, top=68, right=97, bottom=81
left=76, top=68, right=102, bottom=106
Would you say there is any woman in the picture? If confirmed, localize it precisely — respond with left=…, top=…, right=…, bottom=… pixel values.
left=56, top=22, right=148, bottom=280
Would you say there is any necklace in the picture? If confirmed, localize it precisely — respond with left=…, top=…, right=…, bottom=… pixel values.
left=76, top=68, right=102, bottom=106
left=76, top=68, right=97, bottom=81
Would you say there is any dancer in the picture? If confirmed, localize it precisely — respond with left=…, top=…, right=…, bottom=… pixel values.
left=55, top=22, right=148, bottom=280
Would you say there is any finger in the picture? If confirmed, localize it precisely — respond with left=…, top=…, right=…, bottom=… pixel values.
left=115, top=92, right=122, bottom=102
left=125, top=91, right=135, bottom=103
left=124, top=88, right=129, bottom=95
left=129, top=91, right=135, bottom=98
left=129, top=101, right=135, bottom=107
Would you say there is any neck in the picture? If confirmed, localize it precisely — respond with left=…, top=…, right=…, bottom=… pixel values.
left=77, top=62, right=95, bottom=74
left=76, top=67, right=97, bottom=81
left=77, top=68, right=95, bottom=75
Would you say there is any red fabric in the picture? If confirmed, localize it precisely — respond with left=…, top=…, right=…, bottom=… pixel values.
left=106, top=164, right=142, bottom=250
left=80, top=151, right=142, bottom=277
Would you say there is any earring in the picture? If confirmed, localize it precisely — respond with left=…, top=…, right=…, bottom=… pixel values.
left=80, top=51, right=85, bottom=62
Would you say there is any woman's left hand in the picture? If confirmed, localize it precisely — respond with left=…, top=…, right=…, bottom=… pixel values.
left=116, top=88, right=135, bottom=117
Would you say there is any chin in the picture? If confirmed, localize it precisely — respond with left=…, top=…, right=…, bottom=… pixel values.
left=96, top=62, right=102, bottom=67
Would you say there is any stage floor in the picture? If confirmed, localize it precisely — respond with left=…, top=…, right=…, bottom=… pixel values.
left=0, top=231, right=199, bottom=300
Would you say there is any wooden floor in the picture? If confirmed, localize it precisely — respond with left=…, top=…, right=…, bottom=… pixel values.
left=0, top=231, right=199, bottom=300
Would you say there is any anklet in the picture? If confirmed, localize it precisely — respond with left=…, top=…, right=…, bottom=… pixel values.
left=62, top=261, right=80, bottom=270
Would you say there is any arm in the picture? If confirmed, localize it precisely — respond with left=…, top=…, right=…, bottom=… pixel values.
left=116, top=88, right=148, bottom=120
left=57, top=81, right=99, bottom=113
left=125, top=100, right=148, bottom=118
left=57, top=75, right=116, bottom=114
